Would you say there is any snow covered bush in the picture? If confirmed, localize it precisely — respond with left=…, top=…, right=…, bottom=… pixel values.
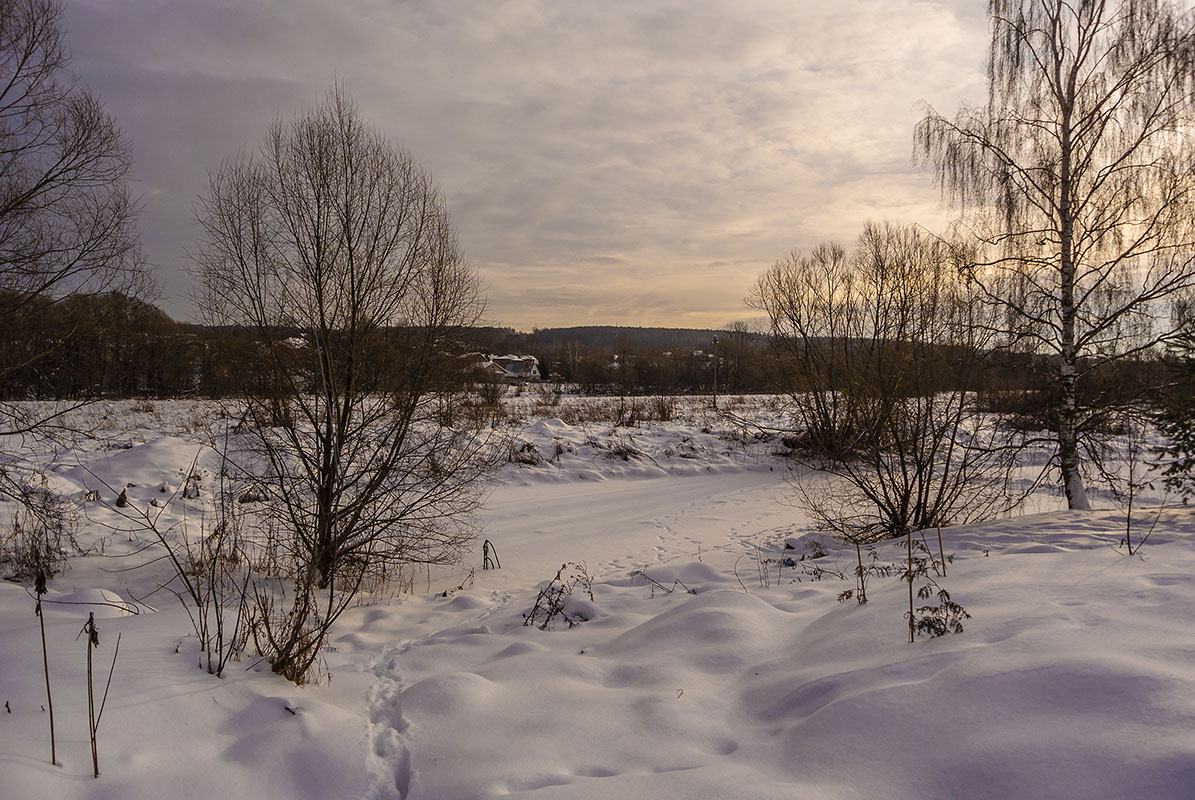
left=523, top=562, right=595, bottom=630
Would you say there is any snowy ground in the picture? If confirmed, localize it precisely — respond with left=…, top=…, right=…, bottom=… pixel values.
left=2, top=397, right=1194, bottom=799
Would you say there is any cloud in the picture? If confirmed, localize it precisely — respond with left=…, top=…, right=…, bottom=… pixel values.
left=65, top=0, right=986, bottom=328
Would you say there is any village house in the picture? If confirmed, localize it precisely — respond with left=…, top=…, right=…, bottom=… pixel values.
left=466, top=353, right=542, bottom=381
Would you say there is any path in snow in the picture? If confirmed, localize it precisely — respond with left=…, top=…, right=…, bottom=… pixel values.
left=475, top=467, right=800, bottom=588
left=359, top=467, right=804, bottom=800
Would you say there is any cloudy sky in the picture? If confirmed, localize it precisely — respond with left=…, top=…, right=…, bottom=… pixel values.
left=64, top=0, right=987, bottom=330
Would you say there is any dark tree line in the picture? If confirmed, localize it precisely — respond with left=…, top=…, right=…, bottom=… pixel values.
left=468, top=323, right=778, bottom=394
left=2, top=288, right=1169, bottom=405
left=509, top=326, right=743, bottom=351
left=1153, top=332, right=1195, bottom=495
left=0, top=303, right=778, bottom=398
left=0, top=291, right=199, bottom=399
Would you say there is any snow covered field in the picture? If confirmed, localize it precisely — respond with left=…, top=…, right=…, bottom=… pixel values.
left=2, top=397, right=1194, bottom=799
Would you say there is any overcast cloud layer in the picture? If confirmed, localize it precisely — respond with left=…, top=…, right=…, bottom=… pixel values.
left=64, top=0, right=986, bottom=329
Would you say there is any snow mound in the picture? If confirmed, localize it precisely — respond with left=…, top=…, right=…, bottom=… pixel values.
left=602, top=589, right=792, bottom=667
left=46, top=587, right=142, bottom=617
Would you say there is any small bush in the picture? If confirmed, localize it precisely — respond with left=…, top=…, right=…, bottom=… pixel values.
left=477, top=378, right=505, bottom=407
left=523, top=562, right=594, bottom=630
left=508, top=440, right=543, bottom=465
left=0, top=485, right=75, bottom=583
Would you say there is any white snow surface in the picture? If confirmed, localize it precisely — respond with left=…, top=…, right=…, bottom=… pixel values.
left=1, top=397, right=1193, bottom=799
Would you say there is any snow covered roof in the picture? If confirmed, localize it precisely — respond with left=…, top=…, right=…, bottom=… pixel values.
left=481, top=354, right=541, bottom=380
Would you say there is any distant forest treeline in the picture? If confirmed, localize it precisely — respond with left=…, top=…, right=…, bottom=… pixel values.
left=0, top=292, right=1163, bottom=409
left=0, top=293, right=781, bottom=398
left=479, top=326, right=736, bottom=351
left=467, top=323, right=776, bottom=394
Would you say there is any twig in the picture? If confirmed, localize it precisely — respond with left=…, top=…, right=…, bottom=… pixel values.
left=94, top=632, right=121, bottom=729
left=80, top=612, right=99, bottom=778
left=35, top=572, right=56, bottom=766
left=732, top=555, right=750, bottom=594
left=907, top=529, right=915, bottom=644
left=936, top=525, right=947, bottom=578
left=26, top=591, right=141, bottom=615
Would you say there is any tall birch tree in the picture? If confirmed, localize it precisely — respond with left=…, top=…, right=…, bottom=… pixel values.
left=917, top=0, right=1195, bottom=509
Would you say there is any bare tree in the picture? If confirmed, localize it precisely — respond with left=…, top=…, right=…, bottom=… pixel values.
left=717, top=320, right=765, bottom=395
left=916, top=0, right=1195, bottom=509
left=750, top=221, right=1015, bottom=543
left=192, top=87, right=492, bottom=682
left=0, top=0, right=147, bottom=515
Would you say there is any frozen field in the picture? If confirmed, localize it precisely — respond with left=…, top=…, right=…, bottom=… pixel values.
left=2, top=397, right=1194, bottom=799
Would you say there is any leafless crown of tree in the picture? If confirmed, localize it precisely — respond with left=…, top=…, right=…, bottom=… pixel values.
left=751, top=221, right=1016, bottom=543
left=0, top=0, right=146, bottom=313
left=190, top=86, right=493, bottom=683
left=0, top=0, right=148, bottom=509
